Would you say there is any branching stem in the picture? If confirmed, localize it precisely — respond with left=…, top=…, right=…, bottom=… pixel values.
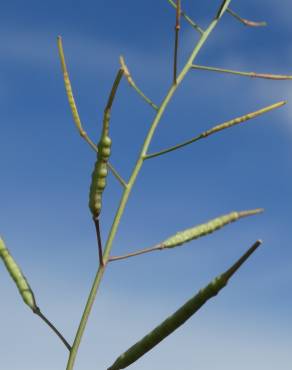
left=66, top=4, right=239, bottom=370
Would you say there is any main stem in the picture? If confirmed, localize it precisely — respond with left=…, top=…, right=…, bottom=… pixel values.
left=66, top=16, right=221, bottom=370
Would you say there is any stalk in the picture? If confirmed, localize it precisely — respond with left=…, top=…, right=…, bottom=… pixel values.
left=66, top=6, right=232, bottom=370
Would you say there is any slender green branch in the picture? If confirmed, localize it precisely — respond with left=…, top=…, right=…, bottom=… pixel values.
left=57, top=36, right=127, bottom=189
left=66, top=3, right=235, bottom=369
left=119, top=56, right=159, bottom=110
left=227, top=8, right=267, bottom=27
left=109, top=209, right=263, bottom=262
left=192, top=64, right=292, bottom=80
left=145, top=100, right=286, bottom=160
left=107, top=240, right=262, bottom=370
left=107, top=163, right=127, bottom=188
left=166, top=0, right=204, bottom=34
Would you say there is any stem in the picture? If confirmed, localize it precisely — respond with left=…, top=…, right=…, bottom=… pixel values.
left=34, top=308, right=71, bottom=351
left=192, top=64, right=292, bottom=80
left=120, top=56, right=159, bottom=110
left=109, top=244, right=163, bottom=262
left=173, top=0, right=181, bottom=85
left=66, top=7, right=231, bottom=370
left=166, top=0, right=204, bottom=34
left=94, top=218, right=105, bottom=267
left=145, top=100, right=286, bottom=160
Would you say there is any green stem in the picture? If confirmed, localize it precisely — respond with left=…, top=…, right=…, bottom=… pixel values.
left=66, top=7, right=230, bottom=370
left=192, top=64, right=292, bottom=80
left=120, top=56, right=159, bottom=110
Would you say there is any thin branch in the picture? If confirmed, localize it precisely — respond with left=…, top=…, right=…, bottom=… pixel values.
left=192, top=64, right=292, bottom=80
left=227, top=8, right=267, bottom=27
left=166, top=0, right=204, bottom=34
left=109, top=209, right=263, bottom=262
left=107, top=240, right=262, bottom=370
left=107, top=164, right=127, bottom=188
left=57, top=36, right=127, bottom=189
left=109, top=244, right=163, bottom=262
left=173, top=0, right=181, bottom=85
left=34, top=308, right=72, bottom=351
left=145, top=100, right=286, bottom=160
left=119, top=56, right=159, bottom=110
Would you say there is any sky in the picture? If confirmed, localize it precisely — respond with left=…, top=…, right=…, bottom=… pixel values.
left=0, top=0, right=291, bottom=369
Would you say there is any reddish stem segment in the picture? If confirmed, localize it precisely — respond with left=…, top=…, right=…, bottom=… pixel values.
left=173, top=0, right=181, bottom=84
left=94, top=218, right=105, bottom=267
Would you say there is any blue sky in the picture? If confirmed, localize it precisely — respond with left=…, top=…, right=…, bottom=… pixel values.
left=0, top=1, right=291, bottom=369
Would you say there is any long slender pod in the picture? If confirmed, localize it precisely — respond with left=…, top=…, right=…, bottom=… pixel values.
left=162, top=209, right=263, bottom=248
left=0, top=237, right=71, bottom=350
left=88, top=69, right=124, bottom=220
left=88, top=69, right=123, bottom=265
left=57, top=36, right=127, bottom=188
left=109, top=209, right=263, bottom=262
left=145, top=101, right=286, bottom=160
left=107, top=240, right=262, bottom=370
left=0, top=237, right=37, bottom=311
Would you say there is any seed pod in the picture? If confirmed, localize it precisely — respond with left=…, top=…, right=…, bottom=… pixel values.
left=89, top=110, right=112, bottom=219
left=0, top=237, right=37, bottom=311
left=107, top=240, right=262, bottom=370
left=88, top=69, right=123, bottom=219
left=162, top=209, right=263, bottom=249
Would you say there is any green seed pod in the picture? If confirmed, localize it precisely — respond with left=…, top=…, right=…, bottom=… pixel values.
left=107, top=240, right=262, bottom=370
left=89, top=110, right=112, bottom=219
left=0, top=237, right=37, bottom=311
left=162, top=209, right=263, bottom=249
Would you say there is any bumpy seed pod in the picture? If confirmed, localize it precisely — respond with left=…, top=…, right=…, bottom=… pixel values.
left=162, top=209, right=263, bottom=249
left=0, top=237, right=37, bottom=311
left=107, top=240, right=262, bottom=370
left=89, top=110, right=112, bottom=219
left=89, top=69, right=123, bottom=219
